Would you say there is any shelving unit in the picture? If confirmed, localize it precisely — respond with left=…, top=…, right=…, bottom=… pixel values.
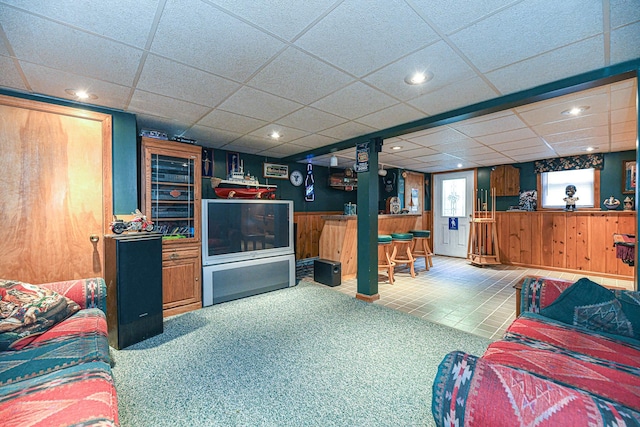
left=468, top=188, right=501, bottom=267
left=141, top=137, right=202, bottom=317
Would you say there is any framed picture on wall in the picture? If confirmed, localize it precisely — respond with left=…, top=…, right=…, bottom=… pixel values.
left=227, top=152, right=240, bottom=176
left=263, top=162, right=289, bottom=179
left=623, top=160, right=636, bottom=194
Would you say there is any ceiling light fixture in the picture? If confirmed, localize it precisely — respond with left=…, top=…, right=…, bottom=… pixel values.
left=330, top=155, right=338, bottom=167
left=561, top=106, right=590, bottom=116
left=404, top=71, right=433, bottom=85
left=391, top=145, right=403, bottom=151
left=65, top=89, right=98, bottom=100
left=378, top=164, right=387, bottom=177
left=586, top=146, right=597, bottom=152
left=457, top=163, right=463, bottom=168
left=269, top=131, right=281, bottom=140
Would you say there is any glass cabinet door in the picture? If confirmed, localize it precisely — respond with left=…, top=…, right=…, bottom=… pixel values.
left=150, top=154, right=195, bottom=239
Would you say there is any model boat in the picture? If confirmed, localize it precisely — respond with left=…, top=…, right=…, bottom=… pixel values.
left=210, top=161, right=276, bottom=199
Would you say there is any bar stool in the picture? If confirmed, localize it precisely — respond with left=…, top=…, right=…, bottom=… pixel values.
left=390, top=233, right=416, bottom=278
left=409, top=230, right=434, bottom=271
left=378, top=235, right=395, bottom=284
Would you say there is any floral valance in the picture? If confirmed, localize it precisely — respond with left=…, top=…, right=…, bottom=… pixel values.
left=534, top=154, right=604, bottom=173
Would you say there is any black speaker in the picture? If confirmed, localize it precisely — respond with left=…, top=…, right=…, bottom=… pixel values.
left=105, top=234, right=163, bottom=350
left=314, top=259, right=341, bottom=287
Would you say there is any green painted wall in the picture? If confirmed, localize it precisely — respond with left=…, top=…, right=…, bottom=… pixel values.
left=475, top=150, right=637, bottom=211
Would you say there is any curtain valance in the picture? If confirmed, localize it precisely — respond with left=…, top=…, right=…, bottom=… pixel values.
left=534, top=154, right=604, bottom=173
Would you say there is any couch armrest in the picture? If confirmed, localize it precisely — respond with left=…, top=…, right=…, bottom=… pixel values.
left=432, top=350, right=640, bottom=427
left=38, top=277, right=107, bottom=313
left=518, top=275, right=574, bottom=315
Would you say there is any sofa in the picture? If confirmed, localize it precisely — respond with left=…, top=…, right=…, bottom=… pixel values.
left=432, top=275, right=640, bottom=426
left=0, top=277, right=118, bottom=426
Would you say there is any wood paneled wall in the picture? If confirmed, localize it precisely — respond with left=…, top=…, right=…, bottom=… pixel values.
left=295, top=210, right=433, bottom=260
left=496, top=211, right=635, bottom=279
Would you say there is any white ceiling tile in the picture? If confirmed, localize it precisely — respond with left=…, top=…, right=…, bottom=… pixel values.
left=129, top=90, right=210, bottom=124
left=247, top=48, right=353, bottom=105
left=612, top=131, right=637, bottom=144
left=396, top=146, right=439, bottom=157
left=451, top=113, right=527, bottom=137
left=295, top=0, right=439, bottom=77
left=408, top=77, right=497, bottom=115
left=291, top=134, right=339, bottom=149
left=486, top=36, right=605, bottom=95
left=223, top=135, right=280, bottom=151
left=533, top=113, right=610, bottom=136
left=388, top=158, right=425, bottom=168
left=611, top=22, right=640, bottom=64
left=414, top=153, right=461, bottom=163
left=2, top=0, right=159, bottom=48
left=408, top=127, right=472, bottom=146
left=438, top=140, right=486, bottom=154
left=610, top=140, right=637, bottom=152
left=363, top=41, right=476, bottom=101
left=610, top=82, right=637, bottom=110
left=196, top=110, right=267, bottom=134
left=449, top=0, right=603, bottom=72
left=1, top=5, right=143, bottom=86
left=381, top=140, right=424, bottom=152
left=137, top=55, right=240, bottom=108
left=464, top=153, right=514, bottom=165
left=518, top=93, right=610, bottom=126
left=248, top=125, right=309, bottom=143
left=502, top=144, right=557, bottom=157
left=218, top=86, right=303, bottom=122
left=610, top=0, right=640, bottom=29
left=549, top=135, right=610, bottom=150
left=319, top=121, right=377, bottom=140
left=0, top=55, right=26, bottom=90
left=477, top=127, right=538, bottom=145
left=543, top=126, right=609, bottom=144
left=311, top=82, right=398, bottom=120
left=490, top=137, right=549, bottom=152
left=150, top=0, right=284, bottom=81
left=258, top=143, right=311, bottom=158
left=207, top=0, right=334, bottom=41
left=612, top=120, right=638, bottom=135
left=19, top=62, right=131, bottom=110
left=276, top=107, right=347, bottom=133
left=408, top=0, right=517, bottom=35
left=220, top=141, right=263, bottom=155
left=184, top=125, right=241, bottom=148
left=355, top=103, right=426, bottom=129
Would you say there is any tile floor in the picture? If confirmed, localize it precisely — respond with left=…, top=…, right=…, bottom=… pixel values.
left=320, top=256, right=634, bottom=340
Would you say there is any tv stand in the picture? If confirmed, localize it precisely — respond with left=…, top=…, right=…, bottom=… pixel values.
left=202, top=253, right=295, bottom=306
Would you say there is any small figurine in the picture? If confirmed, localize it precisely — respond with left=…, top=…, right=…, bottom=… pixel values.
left=603, top=196, right=621, bottom=210
left=563, top=185, right=579, bottom=211
left=110, top=209, right=154, bottom=234
left=624, top=196, right=634, bottom=211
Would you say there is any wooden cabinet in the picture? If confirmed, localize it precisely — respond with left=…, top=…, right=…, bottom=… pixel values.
left=491, top=164, right=520, bottom=196
left=140, top=138, right=202, bottom=317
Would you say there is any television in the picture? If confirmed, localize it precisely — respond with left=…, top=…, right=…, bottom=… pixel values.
left=201, top=199, right=294, bottom=266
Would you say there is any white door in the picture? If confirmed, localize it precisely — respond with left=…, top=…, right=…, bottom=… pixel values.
left=433, top=170, right=474, bottom=257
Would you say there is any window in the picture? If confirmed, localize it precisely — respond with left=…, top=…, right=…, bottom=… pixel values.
left=540, top=168, right=596, bottom=209
left=442, top=178, right=466, bottom=217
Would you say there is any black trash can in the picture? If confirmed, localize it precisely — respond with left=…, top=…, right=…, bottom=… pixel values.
left=314, top=259, right=342, bottom=287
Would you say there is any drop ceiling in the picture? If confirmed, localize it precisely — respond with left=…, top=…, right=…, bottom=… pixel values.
left=0, top=0, right=638, bottom=173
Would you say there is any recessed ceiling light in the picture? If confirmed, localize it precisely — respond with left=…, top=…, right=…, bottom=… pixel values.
left=404, top=71, right=433, bottom=85
left=65, top=89, right=98, bottom=100
left=269, top=131, right=281, bottom=140
left=586, top=146, right=597, bottom=152
left=561, top=106, right=590, bottom=116
left=391, top=145, right=403, bottom=150
left=457, top=163, right=463, bottom=168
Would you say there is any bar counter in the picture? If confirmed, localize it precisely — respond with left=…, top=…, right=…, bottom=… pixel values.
left=319, top=213, right=422, bottom=280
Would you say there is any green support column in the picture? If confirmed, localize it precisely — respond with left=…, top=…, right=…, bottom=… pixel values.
left=356, top=138, right=382, bottom=302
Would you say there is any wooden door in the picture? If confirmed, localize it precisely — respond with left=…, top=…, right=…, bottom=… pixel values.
left=403, top=171, right=424, bottom=215
left=0, top=96, right=112, bottom=283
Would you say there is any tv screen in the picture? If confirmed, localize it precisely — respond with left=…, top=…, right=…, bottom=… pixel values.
left=202, top=199, right=293, bottom=265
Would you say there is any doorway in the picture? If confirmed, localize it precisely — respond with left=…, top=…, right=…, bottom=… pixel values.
left=433, top=170, right=474, bottom=258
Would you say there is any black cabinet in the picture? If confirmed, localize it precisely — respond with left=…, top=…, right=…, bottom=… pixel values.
left=105, top=233, right=163, bottom=349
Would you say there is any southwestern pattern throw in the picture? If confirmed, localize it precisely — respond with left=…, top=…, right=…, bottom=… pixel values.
left=432, top=276, right=640, bottom=426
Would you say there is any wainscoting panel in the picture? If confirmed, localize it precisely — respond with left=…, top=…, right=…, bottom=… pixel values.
left=496, top=211, right=635, bottom=279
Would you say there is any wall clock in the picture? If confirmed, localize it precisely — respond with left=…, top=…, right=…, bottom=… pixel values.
left=290, top=170, right=303, bottom=186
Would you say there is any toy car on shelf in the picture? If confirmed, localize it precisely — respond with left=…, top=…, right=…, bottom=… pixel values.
left=110, top=209, right=154, bottom=234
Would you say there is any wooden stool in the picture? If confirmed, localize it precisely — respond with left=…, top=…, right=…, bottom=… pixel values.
left=378, top=235, right=395, bottom=284
left=409, top=230, right=433, bottom=271
left=390, top=233, right=416, bottom=278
